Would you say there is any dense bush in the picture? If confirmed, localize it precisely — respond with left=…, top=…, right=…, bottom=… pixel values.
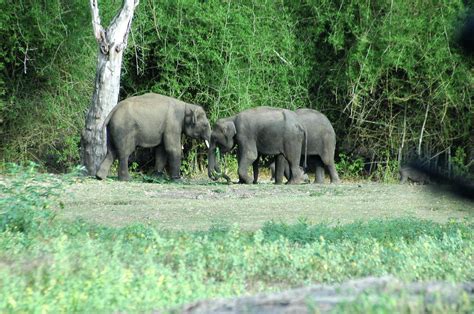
left=1, top=1, right=472, bottom=176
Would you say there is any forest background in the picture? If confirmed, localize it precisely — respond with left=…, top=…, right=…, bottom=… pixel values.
left=0, top=0, right=472, bottom=179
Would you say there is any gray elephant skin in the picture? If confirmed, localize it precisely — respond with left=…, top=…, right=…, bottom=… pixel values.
left=96, top=93, right=211, bottom=181
left=399, top=166, right=431, bottom=184
left=269, top=109, right=340, bottom=184
left=208, top=106, right=307, bottom=184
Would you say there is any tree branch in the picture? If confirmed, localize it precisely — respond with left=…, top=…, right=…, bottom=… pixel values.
left=90, top=0, right=108, bottom=54
left=108, top=0, right=139, bottom=52
left=418, top=103, right=430, bottom=156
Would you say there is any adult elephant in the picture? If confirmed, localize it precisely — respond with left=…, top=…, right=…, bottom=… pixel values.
left=96, top=93, right=211, bottom=181
left=208, top=106, right=307, bottom=184
left=271, top=109, right=340, bottom=184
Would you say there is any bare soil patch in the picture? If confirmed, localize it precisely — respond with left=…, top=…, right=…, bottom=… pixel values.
left=58, top=178, right=473, bottom=230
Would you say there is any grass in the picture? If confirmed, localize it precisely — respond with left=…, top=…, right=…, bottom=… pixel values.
left=1, top=164, right=473, bottom=312
left=1, top=218, right=472, bottom=312
left=57, top=177, right=474, bottom=231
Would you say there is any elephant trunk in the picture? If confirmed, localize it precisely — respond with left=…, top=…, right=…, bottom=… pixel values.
left=207, top=140, right=221, bottom=180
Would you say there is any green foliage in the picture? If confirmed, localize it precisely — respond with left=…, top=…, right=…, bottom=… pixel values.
left=0, top=162, right=58, bottom=232
left=0, top=162, right=78, bottom=233
left=335, top=291, right=472, bottom=314
left=452, top=147, right=469, bottom=176
left=126, top=0, right=311, bottom=119
left=1, top=0, right=472, bottom=178
left=371, top=158, right=400, bottom=183
left=0, top=1, right=95, bottom=170
left=335, top=153, right=365, bottom=179
left=261, top=218, right=473, bottom=245
left=1, top=219, right=472, bottom=312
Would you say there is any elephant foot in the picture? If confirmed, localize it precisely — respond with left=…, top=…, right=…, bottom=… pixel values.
left=170, top=176, right=184, bottom=184
left=96, top=172, right=106, bottom=180
left=152, top=171, right=166, bottom=179
left=302, top=174, right=310, bottom=183
left=287, top=177, right=306, bottom=185
left=238, top=178, right=252, bottom=184
left=96, top=167, right=108, bottom=180
left=330, top=179, right=341, bottom=184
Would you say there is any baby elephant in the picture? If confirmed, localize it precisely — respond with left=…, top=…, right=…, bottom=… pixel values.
left=399, top=166, right=432, bottom=184
left=268, top=161, right=309, bottom=183
left=96, top=93, right=211, bottom=181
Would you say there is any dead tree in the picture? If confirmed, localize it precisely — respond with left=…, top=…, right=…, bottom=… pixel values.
left=81, top=0, right=139, bottom=176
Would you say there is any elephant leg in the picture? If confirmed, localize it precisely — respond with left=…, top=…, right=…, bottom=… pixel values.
left=274, top=155, right=286, bottom=184
left=326, top=162, right=340, bottom=184
left=321, top=149, right=340, bottom=184
left=285, top=153, right=304, bottom=185
left=315, top=166, right=325, bottom=184
left=118, top=158, right=130, bottom=181
left=118, top=153, right=132, bottom=181
left=154, top=145, right=167, bottom=177
left=288, top=162, right=305, bottom=184
left=96, top=149, right=116, bottom=180
left=313, top=157, right=324, bottom=183
left=237, top=146, right=257, bottom=184
left=253, top=159, right=259, bottom=184
left=399, top=169, right=407, bottom=184
left=164, top=134, right=182, bottom=180
left=165, top=147, right=181, bottom=180
left=269, top=162, right=276, bottom=180
left=115, top=138, right=135, bottom=181
left=284, top=161, right=291, bottom=181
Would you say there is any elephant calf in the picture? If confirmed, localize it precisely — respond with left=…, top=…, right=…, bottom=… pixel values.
left=268, top=161, right=309, bottom=183
left=399, top=166, right=431, bottom=184
left=262, top=109, right=340, bottom=184
left=96, top=93, right=211, bottom=181
left=208, top=106, right=307, bottom=184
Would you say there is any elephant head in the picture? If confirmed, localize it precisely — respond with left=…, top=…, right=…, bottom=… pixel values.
left=184, top=105, right=211, bottom=147
left=208, top=118, right=236, bottom=180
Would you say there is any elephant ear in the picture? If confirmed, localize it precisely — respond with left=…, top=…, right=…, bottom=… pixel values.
left=185, top=106, right=197, bottom=125
left=225, top=122, right=236, bottom=138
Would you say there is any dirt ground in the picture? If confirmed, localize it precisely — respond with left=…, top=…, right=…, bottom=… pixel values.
left=58, top=177, right=473, bottom=231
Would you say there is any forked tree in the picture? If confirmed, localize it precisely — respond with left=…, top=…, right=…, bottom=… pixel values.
left=81, top=0, right=139, bottom=176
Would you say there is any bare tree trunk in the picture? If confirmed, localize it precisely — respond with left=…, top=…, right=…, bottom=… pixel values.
left=81, top=0, right=139, bottom=176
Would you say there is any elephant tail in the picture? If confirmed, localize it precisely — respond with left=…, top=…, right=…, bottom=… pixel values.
left=303, top=127, right=308, bottom=171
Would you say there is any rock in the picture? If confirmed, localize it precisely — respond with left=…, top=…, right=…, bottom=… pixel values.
left=164, top=277, right=473, bottom=314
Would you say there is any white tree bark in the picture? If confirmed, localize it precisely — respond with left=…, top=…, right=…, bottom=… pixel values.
left=81, top=0, right=139, bottom=176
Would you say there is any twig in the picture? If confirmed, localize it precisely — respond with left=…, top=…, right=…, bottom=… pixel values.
left=273, top=50, right=291, bottom=66
left=418, top=103, right=430, bottom=156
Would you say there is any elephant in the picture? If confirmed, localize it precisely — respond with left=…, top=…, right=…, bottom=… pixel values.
left=96, top=93, right=211, bottom=181
left=399, top=165, right=431, bottom=184
left=267, top=109, right=340, bottom=184
left=268, top=161, right=309, bottom=183
left=208, top=106, right=307, bottom=184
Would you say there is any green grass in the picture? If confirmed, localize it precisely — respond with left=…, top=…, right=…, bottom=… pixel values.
left=0, top=164, right=473, bottom=312
left=1, top=219, right=473, bottom=312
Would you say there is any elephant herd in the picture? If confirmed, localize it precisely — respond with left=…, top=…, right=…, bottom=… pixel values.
left=96, top=93, right=340, bottom=184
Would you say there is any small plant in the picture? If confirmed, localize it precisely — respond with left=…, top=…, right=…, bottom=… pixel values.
left=371, top=159, right=399, bottom=183
left=335, top=153, right=364, bottom=179
left=180, top=148, right=197, bottom=178
left=452, top=147, right=469, bottom=176
left=0, top=162, right=78, bottom=233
